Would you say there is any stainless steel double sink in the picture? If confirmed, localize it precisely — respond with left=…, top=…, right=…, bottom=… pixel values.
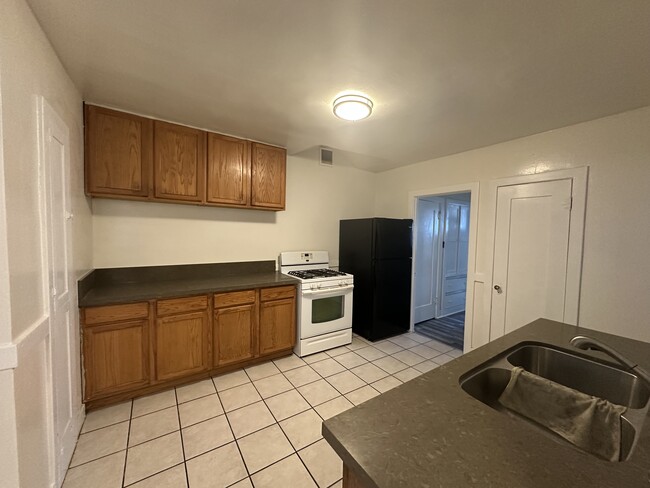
left=459, top=342, right=650, bottom=461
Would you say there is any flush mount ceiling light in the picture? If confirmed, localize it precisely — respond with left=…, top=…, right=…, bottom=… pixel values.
left=332, top=94, right=373, bottom=121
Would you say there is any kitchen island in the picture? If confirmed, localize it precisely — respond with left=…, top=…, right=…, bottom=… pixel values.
left=323, top=319, right=650, bottom=487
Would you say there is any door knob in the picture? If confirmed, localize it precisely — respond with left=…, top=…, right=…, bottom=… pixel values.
left=494, top=285, right=503, bottom=294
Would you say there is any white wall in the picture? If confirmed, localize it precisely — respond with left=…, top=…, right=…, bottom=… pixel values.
left=376, top=106, right=650, bottom=345
left=0, top=0, right=92, bottom=485
left=93, top=155, right=376, bottom=268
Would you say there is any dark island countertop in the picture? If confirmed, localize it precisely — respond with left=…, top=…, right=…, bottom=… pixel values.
left=78, top=260, right=299, bottom=307
left=323, top=319, right=650, bottom=488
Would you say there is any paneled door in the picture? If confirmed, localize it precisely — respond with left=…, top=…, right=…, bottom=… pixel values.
left=42, top=98, right=81, bottom=486
left=413, top=198, right=442, bottom=323
left=440, top=199, right=470, bottom=317
left=490, top=179, right=573, bottom=336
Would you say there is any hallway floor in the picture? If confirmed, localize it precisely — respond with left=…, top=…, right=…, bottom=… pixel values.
left=415, top=311, right=465, bottom=349
left=64, top=332, right=462, bottom=488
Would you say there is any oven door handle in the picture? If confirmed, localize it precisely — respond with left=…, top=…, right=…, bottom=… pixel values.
left=302, top=284, right=354, bottom=296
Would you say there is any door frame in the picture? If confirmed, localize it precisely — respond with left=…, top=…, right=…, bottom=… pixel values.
left=408, top=182, right=479, bottom=352
left=484, top=167, right=588, bottom=340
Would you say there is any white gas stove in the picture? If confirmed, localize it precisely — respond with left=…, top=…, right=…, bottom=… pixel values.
left=280, top=251, right=353, bottom=357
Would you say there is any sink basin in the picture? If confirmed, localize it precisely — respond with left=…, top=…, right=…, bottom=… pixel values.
left=459, top=342, right=650, bottom=461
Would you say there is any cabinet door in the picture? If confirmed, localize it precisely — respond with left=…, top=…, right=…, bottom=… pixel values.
left=259, top=297, right=296, bottom=356
left=155, top=310, right=210, bottom=381
left=154, top=121, right=206, bottom=202
left=207, top=134, right=250, bottom=206
left=85, top=105, right=153, bottom=198
left=251, top=143, right=286, bottom=209
left=214, top=303, right=257, bottom=367
left=84, top=319, right=150, bottom=400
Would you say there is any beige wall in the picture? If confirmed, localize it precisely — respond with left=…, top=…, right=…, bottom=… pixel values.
left=0, top=0, right=91, bottom=485
left=93, top=155, right=376, bottom=268
left=375, top=106, right=650, bottom=344
left=1, top=0, right=91, bottom=339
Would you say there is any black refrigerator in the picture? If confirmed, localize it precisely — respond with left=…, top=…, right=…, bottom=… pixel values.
left=339, top=218, right=413, bottom=342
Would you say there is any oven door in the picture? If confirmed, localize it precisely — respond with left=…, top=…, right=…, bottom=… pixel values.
left=300, top=284, right=353, bottom=339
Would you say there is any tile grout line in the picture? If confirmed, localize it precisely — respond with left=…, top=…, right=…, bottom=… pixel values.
left=172, top=387, right=192, bottom=488
left=120, top=400, right=134, bottom=488
left=243, top=363, right=323, bottom=484
left=179, top=379, right=252, bottom=486
left=210, top=381, right=252, bottom=487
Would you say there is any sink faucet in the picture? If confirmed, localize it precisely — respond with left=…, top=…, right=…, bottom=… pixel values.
left=570, top=335, right=650, bottom=388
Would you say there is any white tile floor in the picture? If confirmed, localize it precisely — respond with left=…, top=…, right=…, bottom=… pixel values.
left=64, top=332, right=461, bottom=488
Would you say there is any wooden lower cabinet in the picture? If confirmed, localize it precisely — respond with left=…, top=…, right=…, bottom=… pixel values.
left=82, top=305, right=151, bottom=401
left=259, top=286, right=296, bottom=356
left=343, top=464, right=367, bottom=488
left=81, top=286, right=296, bottom=407
left=155, top=296, right=210, bottom=381
left=213, top=290, right=258, bottom=367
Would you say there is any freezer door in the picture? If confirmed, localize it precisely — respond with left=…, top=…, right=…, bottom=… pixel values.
left=373, top=219, right=413, bottom=259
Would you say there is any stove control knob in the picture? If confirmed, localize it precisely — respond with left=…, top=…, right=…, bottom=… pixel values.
left=317, top=284, right=323, bottom=289
left=339, top=281, right=345, bottom=286
left=310, top=284, right=318, bottom=290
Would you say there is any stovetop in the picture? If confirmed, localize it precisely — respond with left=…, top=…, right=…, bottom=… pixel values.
left=279, top=251, right=353, bottom=284
left=287, top=268, right=349, bottom=280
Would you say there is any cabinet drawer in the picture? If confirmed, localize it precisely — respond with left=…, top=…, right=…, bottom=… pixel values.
left=260, top=286, right=295, bottom=302
left=84, top=302, right=150, bottom=326
left=214, top=290, right=256, bottom=308
left=157, top=295, right=208, bottom=316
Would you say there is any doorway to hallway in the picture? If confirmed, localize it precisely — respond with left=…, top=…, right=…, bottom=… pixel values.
left=412, top=192, right=471, bottom=350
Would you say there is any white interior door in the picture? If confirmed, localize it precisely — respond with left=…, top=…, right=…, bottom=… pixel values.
left=42, top=99, right=81, bottom=486
left=440, top=200, right=469, bottom=317
left=490, top=179, right=572, bottom=336
left=413, top=198, right=441, bottom=323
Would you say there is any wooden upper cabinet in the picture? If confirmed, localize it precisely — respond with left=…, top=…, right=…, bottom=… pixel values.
left=85, top=105, right=153, bottom=198
left=207, top=134, right=250, bottom=206
left=84, top=105, right=287, bottom=210
left=251, top=143, right=287, bottom=210
left=154, top=121, right=206, bottom=202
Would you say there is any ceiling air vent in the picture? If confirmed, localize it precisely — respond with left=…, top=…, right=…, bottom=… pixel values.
left=320, top=147, right=333, bottom=167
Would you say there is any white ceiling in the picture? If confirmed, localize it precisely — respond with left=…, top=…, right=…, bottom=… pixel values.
left=26, top=0, right=650, bottom=172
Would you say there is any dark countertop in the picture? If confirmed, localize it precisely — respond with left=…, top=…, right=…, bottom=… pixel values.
left=323, top=319, right=650, bottom=488
left=78, top=261, right=299, bottom=307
